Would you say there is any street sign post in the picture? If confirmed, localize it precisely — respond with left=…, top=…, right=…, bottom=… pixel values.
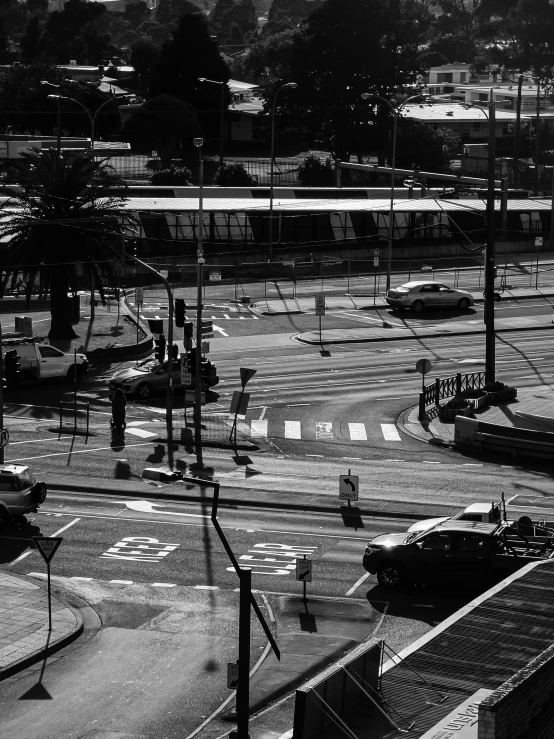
left=415, top=358, right=432, bottom=392
left=373, top=250, right=380, bottom=305
left=230, top=390, right=250, bottom=416
left=296, top=554, right=312, bottom=601
left=315, top=293, right=325, bottom=345
left=227, top=661, right=239, bottom=690
left=32, top=536, right=63, bottom=632
left=135, top=287, right=143, bottom=305
left=339, top=473, right=359, bottom=502
left=180, top=353, right=192, bottom=386
left=210, top=271, right=222, bottom=281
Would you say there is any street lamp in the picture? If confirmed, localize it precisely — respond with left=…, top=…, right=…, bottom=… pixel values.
left=464, top=93, right=497, bottom=384
left=269, top=81, right=297, bottom=262
left=42, top=81, right=62, bottom=155
left=198, top=77, right=226, bottom=168
left=193, top=136, right=205, bottom=467
left=361, top=92, right=427, bottom=292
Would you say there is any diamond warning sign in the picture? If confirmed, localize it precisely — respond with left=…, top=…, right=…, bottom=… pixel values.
left=32, top=536, right=63, bottom=563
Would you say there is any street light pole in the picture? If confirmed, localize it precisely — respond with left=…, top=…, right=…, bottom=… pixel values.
left=483, top=93, right=497, bottom=384
left=193, top=137, right=204, bottom=467
left=45, top=89, right=114, bottom=150
left=361, top=92, right=426, bottom=292
left=513, top=73, right=523, bottom=187
left=198, top=78, right=226, bottom=168
left=269, top=82, right=297, bottom=262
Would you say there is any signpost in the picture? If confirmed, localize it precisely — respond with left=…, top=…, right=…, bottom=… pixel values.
left=180, top=353, right=192, bottom=386
left=227, top=661, right=239, bottom=690
left=296, top=554, right=312, bottom=601
left=210, top=271, right=222, bottom=281
left=0, top=428, right=9, bottom=447
left=229, top=368, right=257, bottom=458
left=373, top=249, right=380, bottom=305
left=416, top=358, right=432, bottom=392
left=32, top=536, right=63, bottom=632
left=315, top=293, right=325, bottom=345
left=339, top=473, right=359, bottom=502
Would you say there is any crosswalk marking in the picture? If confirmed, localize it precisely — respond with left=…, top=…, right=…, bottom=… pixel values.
left=315, top=422, right=333, bottom=440
left=348, top=423, right=367, bottom=441
left=251, top=419, right=268, bottom=437
left=380, top=423, right=401, bottom=441
left=284, top=421, right=302, bottom=439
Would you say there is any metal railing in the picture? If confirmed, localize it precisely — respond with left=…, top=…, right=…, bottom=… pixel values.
left=419, top=371, right=486, bottom=419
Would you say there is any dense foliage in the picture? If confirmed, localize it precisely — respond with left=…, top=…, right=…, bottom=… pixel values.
left=212, top=161, right=254, bottom=185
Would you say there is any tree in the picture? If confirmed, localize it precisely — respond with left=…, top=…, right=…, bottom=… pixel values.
left=423, top=0, right=479, bottom=64
left=149, top=12, right=229, bottom=140
left=393, top=122, right=461, bottom=172
left=156, top=0, right=199, bottom=24
left=230, top=28, right=299, bottom=84
left=130, top=37, right=160, bottom=90
left=151, top=165, right=192, bottom=184
left=213, top=161, right=254, bottom=185
left=124, top=1, right=150, bottom=29
left=19, top=15, right=43, bottom=61
left=40, top=0, right=113, bottom=63
left=0, top=64, right=121, bottom=139
left=122, top=94, right=202, bottom=155
left=0, top=150, right=132, bottom=339
left=286, top=0, right=422, bottom=161
left=212, top=0, right=257, bottom=43
left=297, top=153, right=334, bottom=185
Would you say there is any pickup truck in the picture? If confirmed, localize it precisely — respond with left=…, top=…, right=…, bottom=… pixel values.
left=363, top=520, right=554, bottom=590
left=3, top=341, right=88, bottom=382
left=407, top=501, right=504, bottom=534
left=0, top=464, right=47, bottom=526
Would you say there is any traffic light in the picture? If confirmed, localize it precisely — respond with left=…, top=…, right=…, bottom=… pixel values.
left=175, top=298, right=186, bottom=328
left=184, top=321, right=193, bottom=338
left=200, top=359, right=219, bottom=388
left=4, top=349, right=21, bottom=390
left=154, top=334, right=166, bottom=363
left=172, top=343, right=179, bottom=361
left=201, top=320, right=213, bottom=338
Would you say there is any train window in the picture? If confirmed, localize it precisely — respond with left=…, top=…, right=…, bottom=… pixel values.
left=168, top=214, right=195, bottom=240
left=330, top=213, right=356, bottom=240
left=350, top=211, right=379, bottom=238
left=139, top=214, right=173, bottom=242
left=375, top=213, right=410, bottom=238
left=520, top=212, right=542, bottom=231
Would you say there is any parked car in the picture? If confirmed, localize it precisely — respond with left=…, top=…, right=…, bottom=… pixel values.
left=385, top=281, right=474, bottom=312
left=0, top=464, right=47, bottom=526
left=406, top=502, right=504, bottom=534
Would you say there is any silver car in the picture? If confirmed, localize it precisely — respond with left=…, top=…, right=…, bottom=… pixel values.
left=385, top=281, right=474, bottom=312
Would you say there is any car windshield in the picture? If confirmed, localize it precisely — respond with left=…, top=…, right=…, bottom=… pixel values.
left=404, top=531, right=424, bottom=544
left=134, top=359, right=160, bottom=373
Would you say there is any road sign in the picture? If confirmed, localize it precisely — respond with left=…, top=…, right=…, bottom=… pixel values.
left=230, top=390, right=250, bottom=415
left=240, top=367, right=257, bottom=387
left=0, top=428, right=9, bottom=447
left=135, top=287, right=144, bottom=304
left=339, top=474, right=359, bottom=501
left=315, top=293, right=326, bottom=316
left=201, top=341, right=210, bottom=354
left=416, top=358, right=432, bottom=375
left=227, top=661, right=239, bottom=689
left=210, top=271, right=222, bottom=281
left=373, top=257, right=379, bottom=266
left=180, top=353, right=192, bottom=385
left=296, top=557, right=312, bottom=582
left=535, top=236, right=543, bottom=247
left=32, top=536, right=63, bottom=563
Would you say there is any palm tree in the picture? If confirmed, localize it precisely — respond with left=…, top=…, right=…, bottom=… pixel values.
left=0, top=149, right=134, bottom=338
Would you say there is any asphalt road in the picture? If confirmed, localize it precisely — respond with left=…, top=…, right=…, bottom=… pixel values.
left=0, top=491, right=487, bottom=739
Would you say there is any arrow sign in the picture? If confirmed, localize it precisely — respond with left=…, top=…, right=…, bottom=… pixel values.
left=32, top=536, right=63, bottom=563
left=296, top=557, right=312, bottom=582
left=339, top=474, right=359, bottom=501
left=227, top=661, right=239, bottom=689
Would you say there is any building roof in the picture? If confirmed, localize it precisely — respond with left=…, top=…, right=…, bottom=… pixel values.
left=228, top=78, right=258, bottom=93
left=402, top=103, right=518, bottom=122
left=376, top=562, right=554, bottom=739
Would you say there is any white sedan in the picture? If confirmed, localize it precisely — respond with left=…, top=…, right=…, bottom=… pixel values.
left=386, top=281, right=475, bottom=312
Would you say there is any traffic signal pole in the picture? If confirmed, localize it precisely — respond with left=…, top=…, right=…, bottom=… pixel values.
left=132, top=256, right=174, bottom=464
left=194, top=138, right=204, bottom=468
left=485, top=90, right=496, bottom=384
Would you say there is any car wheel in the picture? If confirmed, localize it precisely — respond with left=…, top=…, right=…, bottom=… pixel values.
left=377, top=562, right=406, bottom=590
left=136, top=382, right=153, bottom=400
left=411, top=300, right=424, bottom=313
left=458, top=298, right=470, bottom=310
left=37, top=482, right=47, bottom=503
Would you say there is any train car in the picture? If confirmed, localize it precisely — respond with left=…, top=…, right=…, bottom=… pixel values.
left=120, top=196, right=551, bottom=261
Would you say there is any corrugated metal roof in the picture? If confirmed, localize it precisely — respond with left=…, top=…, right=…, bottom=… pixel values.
left=374, top=562, right=554, bottom=739
left=121, top=197, right=552, bottom=213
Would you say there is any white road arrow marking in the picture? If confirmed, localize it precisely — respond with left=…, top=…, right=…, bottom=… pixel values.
left=212, top=324, right=229, bottom=337
left=125, top=500, right=209, bottom=519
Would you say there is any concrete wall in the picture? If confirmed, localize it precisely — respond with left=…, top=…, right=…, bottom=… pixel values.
left=478, top=638, right=554, bottom=739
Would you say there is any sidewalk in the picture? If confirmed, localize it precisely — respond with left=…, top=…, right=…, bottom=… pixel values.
left=255, top=286, right=554, bottom=317
left=0, top=569, right=83, bottom=681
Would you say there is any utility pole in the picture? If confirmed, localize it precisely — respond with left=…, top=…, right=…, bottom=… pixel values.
left=194, top=137, right=204, bottom=467
left=485, top=88, right=496, bottom=384
left=237, top=567, right=251, bottom=739
left=513, top=74, right=523, bottom=187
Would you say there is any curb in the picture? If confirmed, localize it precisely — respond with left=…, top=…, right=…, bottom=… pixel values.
left=86, top=299, right=153, bottom=363
left=0, top=576, right=84, bottom=683
left=296, top=320, right=550, bottom=345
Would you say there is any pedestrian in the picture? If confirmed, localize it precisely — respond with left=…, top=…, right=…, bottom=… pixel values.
left=111, top=387, right=127, bottom=433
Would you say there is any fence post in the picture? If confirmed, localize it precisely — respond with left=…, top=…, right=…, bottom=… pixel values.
left=456, top=373, right=462, bottom=395
left=435, top=378, right=440, bottom=407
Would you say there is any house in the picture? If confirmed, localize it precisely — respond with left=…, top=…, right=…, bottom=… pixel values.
left=227, top=79, right=264, bottom=142
left=400, top=102, right=516, bottom=143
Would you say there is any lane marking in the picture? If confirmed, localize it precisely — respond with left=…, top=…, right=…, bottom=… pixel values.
left=315, top=422, right=333, bottom=440
left=151, top=583, right=177, bottom=588
left=8, top=517, right=81, bottom=567
left=284, top=421, right=301, bottom=439
left=345, top=572, right=371, bottom=597
left=125, top=500, right=209, bottom=519
left=125, top=427, right=158, bottom=439
left=251, top=419, right=268, bottom=437
left=348, top=423, right=367, bottom=441
left=7, top=441, right=152, bottom=462
left=381, top=423, right=401, bottom=441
